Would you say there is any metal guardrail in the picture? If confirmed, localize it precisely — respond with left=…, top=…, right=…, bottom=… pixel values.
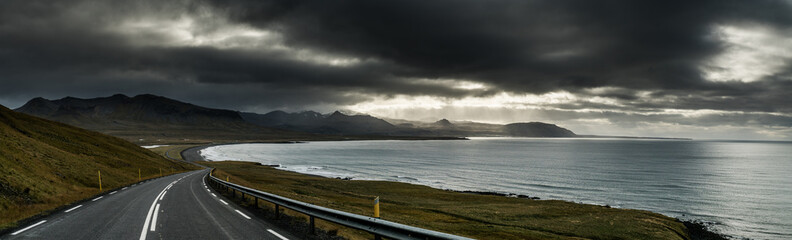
left=206, top=172, right=474, bottom=240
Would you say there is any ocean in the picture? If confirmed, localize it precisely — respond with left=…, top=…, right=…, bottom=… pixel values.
left=199, top=138, right=792, bottom=239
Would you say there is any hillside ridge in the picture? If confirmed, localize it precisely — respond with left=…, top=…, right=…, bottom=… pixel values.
left=0, top=104, right=197, bottom=229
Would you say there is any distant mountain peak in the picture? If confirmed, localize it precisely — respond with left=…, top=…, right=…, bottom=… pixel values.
left=503, top=122, right=576, bottom=137
left=30, top=96, right=49, bottom=102
left=110, top=93, right=130, bottom=99
left=435, top=118, right=453, bottom=126
left=327, top=110, right=347, bottom=118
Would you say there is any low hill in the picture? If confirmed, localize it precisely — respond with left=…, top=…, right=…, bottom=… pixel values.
left=242, top=110, right=401, bottom=135
left=15, top=94, right=311, bottom=144
left=0, top=104, right=198, bottom=229
left=503, top=122, right=577, bottom=137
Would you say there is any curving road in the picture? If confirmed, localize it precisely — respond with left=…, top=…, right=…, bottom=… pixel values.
left=2, top=169, right=296, bottom=240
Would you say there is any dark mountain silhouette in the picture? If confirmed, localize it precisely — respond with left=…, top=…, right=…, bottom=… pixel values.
left=17, top=94, right=243, bottom=126
left=503, top=122, right=576, bottom=137
left=242, top=110, right=399, bottom=135
left=17, top=94, right=579, bottom=141
left=433, top=119, right=455, bottom=128
left=15, top=94, right=308, bottom=144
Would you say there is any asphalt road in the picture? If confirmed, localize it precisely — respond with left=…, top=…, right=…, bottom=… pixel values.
left=2, top=169, right=297, bottom=240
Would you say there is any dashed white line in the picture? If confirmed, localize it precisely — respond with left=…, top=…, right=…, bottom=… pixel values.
left=235, top=210, right=251, bottom=219
left=11, top=220, right=47, bottom=235
left=211, top=193, right=216, bottom=197
left=64, top=205, right=82, bottom=213
left=219, top=199, right=229, bottom=205
left=267, top=229, right=289, bottom=240
left=92, top=196, right=103, bottom=201
left=150, top=204, right=161, bottom=231
left=139, top=187, right=168, bottom=240
left=110, top=191, right=118, bottom=195
left=122, top=187, right=128, bottom=190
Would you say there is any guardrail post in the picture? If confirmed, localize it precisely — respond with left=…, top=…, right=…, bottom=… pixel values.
left=255, top=197, right=258, bottom=208
left=374, top=234, right=382, bottom=240
left=310, top=216, right=315, bottom=234
left=275, top=204, right=280, bottom=219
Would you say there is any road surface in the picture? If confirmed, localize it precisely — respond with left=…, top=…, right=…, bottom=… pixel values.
left=2, top=169, right=296, bottom=240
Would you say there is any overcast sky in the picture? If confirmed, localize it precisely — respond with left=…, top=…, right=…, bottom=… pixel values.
left=1, top=0, right=791, bottom=140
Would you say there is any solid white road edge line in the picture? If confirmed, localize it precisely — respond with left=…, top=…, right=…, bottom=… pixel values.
left=150, top=204, right=161, bottom=232
left=267, top=229, right=289, bottom=240
left=11, top=220, right=47, bottom=235
left=64, top=205, right=82, bottom=213
left=139, top=187, right=168, bottom=240
left=235, top=210, right=251, bottom=219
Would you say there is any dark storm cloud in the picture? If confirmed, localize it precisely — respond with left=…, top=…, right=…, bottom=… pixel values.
left=209, top=0, right=792, bottom=90
left=0, top=0, right=791, bottom=134
left=0, top=0, right=482, bottom=109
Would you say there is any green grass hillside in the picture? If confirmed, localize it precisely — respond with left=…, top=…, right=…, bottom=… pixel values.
left=0, top=104, right=199, bottom=230
left=204, top=161, right=691, bottom=240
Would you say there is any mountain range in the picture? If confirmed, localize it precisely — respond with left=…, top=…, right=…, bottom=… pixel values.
left=15, top=94, right=577, bottom=143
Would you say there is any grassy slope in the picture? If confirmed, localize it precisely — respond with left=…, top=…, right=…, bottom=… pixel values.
left=202, top=161, right=690, bottom=240
left=0, top=105, right=200, bottom=229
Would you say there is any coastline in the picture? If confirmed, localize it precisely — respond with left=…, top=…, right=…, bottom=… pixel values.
left=180, top=143, right=732, bottom=240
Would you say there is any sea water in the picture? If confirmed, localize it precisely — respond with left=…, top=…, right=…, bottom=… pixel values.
left=200, top=138, right=792, bottom=239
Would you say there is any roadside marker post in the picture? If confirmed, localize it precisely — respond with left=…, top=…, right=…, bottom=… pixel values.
left=374, top=196, right=380, bottom=218
left=98, top=170, right=102, bottom=192
left=138, top=168, right=141, bottom=181
left=159, top=168, right=162, bottom=177
left=374, top=196, right=381, bottom=240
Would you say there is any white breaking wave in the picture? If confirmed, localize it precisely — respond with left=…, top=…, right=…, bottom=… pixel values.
left=142, top=145, right=169, bottom=149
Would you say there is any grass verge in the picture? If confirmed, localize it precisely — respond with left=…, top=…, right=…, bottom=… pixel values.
left=200, top=161, right=691, bottom=240
left=0, top=105, right=201, bottom=230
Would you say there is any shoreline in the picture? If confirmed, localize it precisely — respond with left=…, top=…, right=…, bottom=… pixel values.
left=180, top=143, right=731, bottom=240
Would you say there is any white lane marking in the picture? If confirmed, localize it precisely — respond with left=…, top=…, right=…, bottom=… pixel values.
left=139, top=187, right=168, bottom=240
left=64, top=205, right=82, bottom=213
left=150, top=204, right=161, bottom=232
left=211, top=193, right=217, bottom=197
left=160, top=191, right=167, bottom=201
left=234, top=210, right=251, bottom=219
left=122, top=187, right=128, bottom=190
left=92, top=196, right=103, bottom=202
left=219, top=200, right=228, bottom=205
left=11, top=220, right=47, bottom=235
left=110, top=191, right=118, bottom=195
left=267, top=229, right=289, bottom=240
